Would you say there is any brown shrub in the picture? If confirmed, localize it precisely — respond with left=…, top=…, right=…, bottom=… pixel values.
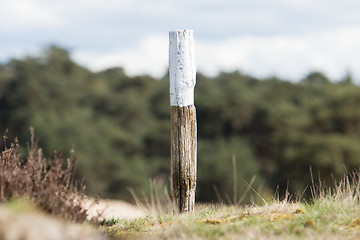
left=0, top=128, right=89, bottom=222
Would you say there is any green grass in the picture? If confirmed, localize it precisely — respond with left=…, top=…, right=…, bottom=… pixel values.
left=104, top=200, right=360, bottom=239
left=102, top=172, right=360, bottom=239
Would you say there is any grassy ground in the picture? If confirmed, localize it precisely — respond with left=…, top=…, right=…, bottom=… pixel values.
left=101, top=173, right=360, bottom=240
left=3, top=134, right=360, bottom=239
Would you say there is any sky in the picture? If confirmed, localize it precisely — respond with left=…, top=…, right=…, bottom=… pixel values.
left=1, top=0, right=360, bottom=81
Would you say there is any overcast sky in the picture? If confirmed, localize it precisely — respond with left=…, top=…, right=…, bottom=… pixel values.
left=1, top=0, right=360, bottom=81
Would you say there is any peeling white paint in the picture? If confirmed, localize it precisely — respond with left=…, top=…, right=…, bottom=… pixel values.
left=169, top=29, right=196, bottom=107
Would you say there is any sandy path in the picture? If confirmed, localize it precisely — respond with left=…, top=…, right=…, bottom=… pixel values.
left=83, top=198, right=146, bottom=220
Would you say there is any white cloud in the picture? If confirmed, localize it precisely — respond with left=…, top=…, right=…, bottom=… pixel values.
left=1, top=0, right=360, bottom=82
left=73, top=34, right=169, bottom=78
left=74, top=28, right=360, bottom=82
left=0, top=0, right=61, bottom=32
left=196, top=28, right=360, bottom=81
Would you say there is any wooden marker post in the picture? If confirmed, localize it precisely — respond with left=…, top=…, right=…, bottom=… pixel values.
left=169, top=29, right=197, bottom=213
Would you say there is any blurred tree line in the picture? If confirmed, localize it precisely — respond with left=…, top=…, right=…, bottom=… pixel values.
left=1, top=46, right=360, bottom=203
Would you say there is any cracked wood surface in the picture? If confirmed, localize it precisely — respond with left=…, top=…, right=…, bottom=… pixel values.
left=170, top=105, right=197, bottom=212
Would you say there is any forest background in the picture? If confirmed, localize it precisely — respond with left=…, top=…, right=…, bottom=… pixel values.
left=1, top=46, right=360, bottom=203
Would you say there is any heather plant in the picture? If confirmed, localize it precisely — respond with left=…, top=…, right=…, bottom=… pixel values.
left=0, top=128, right=90, bottom=222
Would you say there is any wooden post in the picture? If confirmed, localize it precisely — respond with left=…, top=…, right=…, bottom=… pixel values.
left=169, top=29, right=197, bottom=213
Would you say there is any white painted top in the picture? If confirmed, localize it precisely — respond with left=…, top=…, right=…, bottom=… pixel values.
left=169, top=29, right=196, bottom=107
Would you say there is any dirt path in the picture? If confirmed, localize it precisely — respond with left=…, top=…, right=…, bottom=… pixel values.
left=83, top=199, right=146, bottom=220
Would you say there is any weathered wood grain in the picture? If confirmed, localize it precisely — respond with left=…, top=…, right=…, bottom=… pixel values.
left=170, top=105, right=197, bottom=212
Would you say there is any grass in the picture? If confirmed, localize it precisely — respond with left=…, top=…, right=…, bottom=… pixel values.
left=3, top=130, right=360, bottom=239
left=103, top=171, right=360, bottom=240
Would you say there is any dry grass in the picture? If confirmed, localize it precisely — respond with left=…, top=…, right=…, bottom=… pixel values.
left=105, top=171, right=360, bottom=239
left=3, top=128, right=360, bottom=239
